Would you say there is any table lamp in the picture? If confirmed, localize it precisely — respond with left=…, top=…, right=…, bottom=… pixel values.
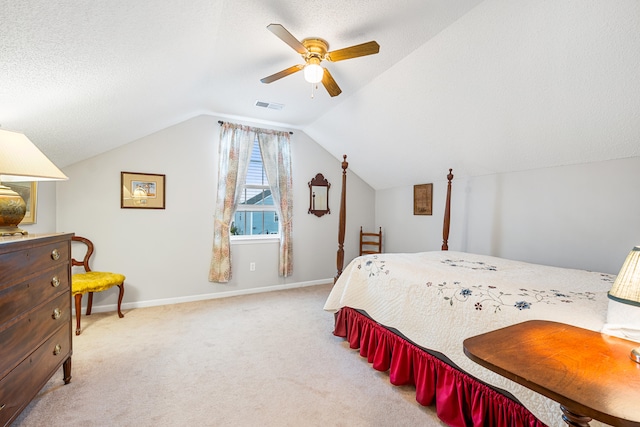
left=607, top=246, right=640, bottom=363
left=0, top=129, right=68, bottom=236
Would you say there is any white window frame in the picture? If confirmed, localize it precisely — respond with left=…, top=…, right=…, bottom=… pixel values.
left=231, top=141, right=280, bottom=241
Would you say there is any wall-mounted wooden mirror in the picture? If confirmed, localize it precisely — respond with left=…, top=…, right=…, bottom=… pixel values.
left=308, top=173, right=330, bottom=217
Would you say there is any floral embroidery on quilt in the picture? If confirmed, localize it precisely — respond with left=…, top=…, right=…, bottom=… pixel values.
left=430, top=280, right=598, bottom=313
left=356, top=255, right=389, bottom=277
left=598, top=273, right=615, bottom=284
left=441, top=258, right=497, bottom=271
left=425, top=258, right=614, bottom=313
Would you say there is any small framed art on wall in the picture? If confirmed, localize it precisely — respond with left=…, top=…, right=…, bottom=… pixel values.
left=413, top=183, right=432, bottom=215
left=121, top=172, right=166, bottom=209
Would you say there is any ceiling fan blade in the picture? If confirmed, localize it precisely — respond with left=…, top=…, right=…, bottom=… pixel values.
left=321, top=68, right=342, bottom=97
left=267, top=24, right=308, bottom=55
left=327, top=41, right=380, bottom=62
left=260, top=64, right=305, bottom=84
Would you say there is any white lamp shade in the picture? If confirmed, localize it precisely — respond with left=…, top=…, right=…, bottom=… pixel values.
left=608, top=246, right=640, bottom=306
left=604, top=246, right=640, bottom=345
left=304, top=63, right=324, bottom=84
left=0, top=129, right=68, bottom=182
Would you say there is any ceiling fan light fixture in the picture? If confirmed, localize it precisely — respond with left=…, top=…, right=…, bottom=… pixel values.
left=304, top=63, right=324, bottom=84
left=261, top=24, right=379, bottom=97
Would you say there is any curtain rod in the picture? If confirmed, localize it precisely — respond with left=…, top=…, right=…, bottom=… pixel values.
left=217, top=120, right=293, bottom=135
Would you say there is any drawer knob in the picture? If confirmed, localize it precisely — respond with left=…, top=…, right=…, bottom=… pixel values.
left=52, top=308, right=62, bottom=320
left=51, top=275, right=60, bottom=287
left=51, top=249, right=60, bottom=260
left=53, top=344, right=62, bottom=356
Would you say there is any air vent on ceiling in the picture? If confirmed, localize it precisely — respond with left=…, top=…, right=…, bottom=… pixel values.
left=255, top=101, right=284, bottom=110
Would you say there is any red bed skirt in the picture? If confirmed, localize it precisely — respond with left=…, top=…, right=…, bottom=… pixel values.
left=333, top=307, right=546, bottom=427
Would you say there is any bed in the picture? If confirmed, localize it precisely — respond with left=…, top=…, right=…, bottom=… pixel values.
left=324, top=159, right=615, bottom=427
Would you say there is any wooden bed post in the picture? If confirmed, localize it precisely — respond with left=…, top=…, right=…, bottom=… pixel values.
left=335, top=155, right=348, bottom=283
left=442, top=168, right=454, bottom=251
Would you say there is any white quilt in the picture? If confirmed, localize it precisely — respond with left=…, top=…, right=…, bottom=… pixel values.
left=324, top=251, right=615, bottom=427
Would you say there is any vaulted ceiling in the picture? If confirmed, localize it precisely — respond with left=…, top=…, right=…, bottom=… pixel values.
left=2, top=1, right=639, bottom=190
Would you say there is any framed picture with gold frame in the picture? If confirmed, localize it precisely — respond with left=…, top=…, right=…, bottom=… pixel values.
left=4, top=182, right=37, bottom=224
left=413, top=183, right=433, bottom=216
left=121, top=172, right=166, bottom=209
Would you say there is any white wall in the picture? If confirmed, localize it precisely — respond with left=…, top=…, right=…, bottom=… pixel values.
left=55, top=114, right=375, bottom=311
left=376, top=172, right=459, bottom=254
left=376, top=157, right=640, bottom=275
left=306, top=0, right=640, bottom=191
left=368, top=0, right=640, bottom=277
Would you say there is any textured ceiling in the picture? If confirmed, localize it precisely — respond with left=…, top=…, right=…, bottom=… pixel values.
left=306, top=0, right=640, bottom=189
left=2, top=0, right=639, bottom=190
left=0, top=0, right=483, bottom=170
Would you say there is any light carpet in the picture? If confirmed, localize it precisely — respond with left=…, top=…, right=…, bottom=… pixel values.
left=13, top=284, right=446, bottom=427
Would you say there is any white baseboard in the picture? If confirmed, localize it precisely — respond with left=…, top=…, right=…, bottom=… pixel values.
left=74, top=278, right=333, bottom=315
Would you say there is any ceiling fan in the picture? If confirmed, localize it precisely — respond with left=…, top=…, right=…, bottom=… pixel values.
left=260, top=23, right=380, bottom=97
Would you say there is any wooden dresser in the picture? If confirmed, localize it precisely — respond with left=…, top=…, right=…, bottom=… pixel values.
left=0, top=233, right=73, bottom=426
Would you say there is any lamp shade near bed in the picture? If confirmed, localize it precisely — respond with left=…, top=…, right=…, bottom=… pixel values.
left=0, top=129, right=68, bottom=235
left=606, top=246, right=640, bottom=363
left=609, top=246, right=640, bottom=306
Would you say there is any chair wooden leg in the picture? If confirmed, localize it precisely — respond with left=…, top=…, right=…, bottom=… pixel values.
left=116, top=283, right=125, bottom=318
left=74, top=294, right=83, bottom=335
left=86, top=292, right=94, bottom=315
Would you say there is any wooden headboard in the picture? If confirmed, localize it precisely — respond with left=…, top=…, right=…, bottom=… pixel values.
left=334, top=158, right=453, bottom=281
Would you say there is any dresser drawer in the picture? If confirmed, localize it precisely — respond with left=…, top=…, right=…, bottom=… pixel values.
left=0, top=240, right=69, bottom=290
left=0, top=325, right=71, bottom=427
left=0, top=292, right=70, bottom=379
left=0, top=264, right=69, bottom=329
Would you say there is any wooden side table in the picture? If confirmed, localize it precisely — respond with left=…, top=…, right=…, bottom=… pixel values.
left=463, top=320, right=640, bottom=427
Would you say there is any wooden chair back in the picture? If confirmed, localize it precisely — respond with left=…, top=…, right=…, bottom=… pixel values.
left=360, top=226, right=382, bottom=256
left=71, top=235, right=95, bottom=272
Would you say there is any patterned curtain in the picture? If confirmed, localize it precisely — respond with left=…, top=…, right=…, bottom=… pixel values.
left=209, top=123, right=294, bottom=282
left=258, top=130, right=293, bottom=277
left=208, top=123, right=253, bottom=282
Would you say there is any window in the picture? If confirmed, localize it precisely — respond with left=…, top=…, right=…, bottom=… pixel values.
left=210, top=122, right=292, bottom=282
left=231, top=140, right=279, bottom=237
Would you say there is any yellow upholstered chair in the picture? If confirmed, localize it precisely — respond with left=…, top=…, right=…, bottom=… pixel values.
left=71, top=236, right=125, bottom=335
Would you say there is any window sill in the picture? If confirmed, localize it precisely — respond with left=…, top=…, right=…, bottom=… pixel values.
left=230, top=235, right=280, bottom=245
